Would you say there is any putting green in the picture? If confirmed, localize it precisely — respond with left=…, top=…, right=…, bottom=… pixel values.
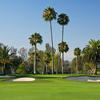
left=0, top=75, right=100, bottom=100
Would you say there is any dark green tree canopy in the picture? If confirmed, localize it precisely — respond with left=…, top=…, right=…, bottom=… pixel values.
left=45, top=43, right=56, bottom=54
left=43, top=7, right=57, bottom=21
left=29, top=32, right=43, bottom=46
left=43, top=51, right=51, bottom=65
left=58, top=41, right=69, bottom=53
left=82, top=39, right=100, bottom=63
left=0, top=46, right=10, bottom=64
left=74, top=48, right=81, bottom=56
left=57, top=13, right=69, bottom=25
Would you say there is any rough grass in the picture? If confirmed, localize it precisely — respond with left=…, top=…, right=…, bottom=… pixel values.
left=0, top=74, right=100, bottom=100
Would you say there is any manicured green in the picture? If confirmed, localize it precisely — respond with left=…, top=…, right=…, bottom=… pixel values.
left=0, top=75, right=100, bottom=100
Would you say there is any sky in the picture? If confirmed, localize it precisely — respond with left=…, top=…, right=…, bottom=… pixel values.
left=0, top=0, right=100, bottom=61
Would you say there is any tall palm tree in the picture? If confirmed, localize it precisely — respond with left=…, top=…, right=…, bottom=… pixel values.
left=57, top=13, right=69, bottom=74
left=43, top=7, right=57, bottom=74
left=29, top=32, right=43, bottom=74
left=0, top=46, right=10, bottom=75
left=74, top=48, right=81, bottom=73
left=57, top=13, right=69, bottom=42
left=58, top=41, right=69, bottom=74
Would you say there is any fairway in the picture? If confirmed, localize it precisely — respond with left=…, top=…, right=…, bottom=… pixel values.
left=0, top=75, right=100, bottom=100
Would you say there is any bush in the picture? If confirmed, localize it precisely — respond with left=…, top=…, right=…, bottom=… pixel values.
left=16, top=62, right=28, bottom=74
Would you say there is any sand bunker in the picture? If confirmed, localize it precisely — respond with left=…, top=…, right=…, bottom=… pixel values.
left=9, top=77, right=35, bottom=82
left=66, top=76, right=100, bottom=82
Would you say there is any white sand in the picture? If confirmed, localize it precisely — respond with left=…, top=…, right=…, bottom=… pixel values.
left=66, top=76, right=100, bottom=82
left=8, top=77, right=35, bottom=82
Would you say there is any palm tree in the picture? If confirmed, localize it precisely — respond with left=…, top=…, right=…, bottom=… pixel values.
left=29, top=32, right=43, bottom=74
left=0, top=46, right=10, bottom=75
left=58, top=41, right=69, bottom=74
left=88, top=39, right=100, bottom=74
left=57, top=13, right=69, bottom=42
left=74, top=48, right=81, bottom=73
left=43, top=7, right=57, bottom=74
left=57, top=13, right=69, bottom=74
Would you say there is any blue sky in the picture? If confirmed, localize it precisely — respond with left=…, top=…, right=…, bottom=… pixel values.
left=0, top=0, right=100, bottom=61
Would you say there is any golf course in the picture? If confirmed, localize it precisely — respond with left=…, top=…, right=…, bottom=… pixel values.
left=0, top=74, right=100, bottom=100
left=0, top=0, right=100, bottom=100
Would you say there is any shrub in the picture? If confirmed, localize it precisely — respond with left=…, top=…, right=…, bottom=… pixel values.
left=16, top=62, right=27, bottom=74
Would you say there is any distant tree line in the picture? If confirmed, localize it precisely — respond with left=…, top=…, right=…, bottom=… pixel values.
left=0, top=43, right=70, bottom=75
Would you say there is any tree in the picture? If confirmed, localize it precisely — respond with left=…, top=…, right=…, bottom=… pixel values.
left=0, top=46, right=10, bottom=75
left=43, top=51, right=51, bottom=74
left=57, top=13, right=69, bottom=74
left=71, top=56, right=83, bottom=74
left=58, top=41, right=69, bottom=74
left=82, top=39, right=100, bottom=75
left=16, top=62, right=28, bottom=74
left=43, top=7, right=57, bottom=74
left=57, top=13, right=69, bottom=42
left=54, top=52, right=61, bottom=74
left=10, top=56, right=23, bottom=74
left=29, top=33, right=43, bottom=74
left=36, top=50, right=45, bottom=74
left=18, top=47, right=27, bottom=61
left=10, top=46, right=17, bottom=57
left=45, top=43, right=56, bottom=54
left=74, top=48, right=81, bottom=73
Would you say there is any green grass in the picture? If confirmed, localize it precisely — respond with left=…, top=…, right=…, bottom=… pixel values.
left=0, top=74, right=100, bottom=100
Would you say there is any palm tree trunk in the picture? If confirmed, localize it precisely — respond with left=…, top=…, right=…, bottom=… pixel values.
left=62, top=25, right=64, bottom=42
left=62, top=25, right=64, bottom=74
left=34, top=45, right=37, bottom=74
left=62, top=53, right=64, bottom=74
left=76, top=56, right=78, bottom=74
left=2, top=66, right=3, bottom=75
left=50, top=21, right=54, bottom=74
left=3, top=63, right=6, bottom=75
left=46, top=65, right=48, bottom=74
left=95, top=63, right=97, bottom=75
left=56, top=55, right=60, bottom=74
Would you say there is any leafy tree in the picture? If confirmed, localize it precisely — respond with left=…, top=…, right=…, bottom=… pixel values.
left=71, top=56, right=83, bottom=74
left=74, top=48, right=81, bottom=73
left=10, top=56, right=23, bottom=74
left=58, top=41, right=69, bottom=74
left=45, top=43, right=56, bottom=54
left=18, top=47, right=27, bottom=61
left=29, top=33, right=43, bottom=74
left=82, top=39, right=100, bottom=75
left=16, top=62, right=28, bottom=74
left=54, top=52, right=61, bottom=74
left=83, top=62, right=96, bottom=74
left=36, top=50, right=45, bottom=74
left=0, top=46, right=11, bottom=75
left=43, top=51, right=51, bottom=74
left=10, top=46, right=17, bottom=57
left=43, top=7, right=57, bottom=74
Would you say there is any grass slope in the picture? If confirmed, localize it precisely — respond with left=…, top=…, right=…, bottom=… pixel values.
left=0, top=74, right=100, bottom=100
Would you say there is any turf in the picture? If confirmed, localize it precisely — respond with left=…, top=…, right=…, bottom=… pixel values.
left=0, top=75, right=100, bottom=100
